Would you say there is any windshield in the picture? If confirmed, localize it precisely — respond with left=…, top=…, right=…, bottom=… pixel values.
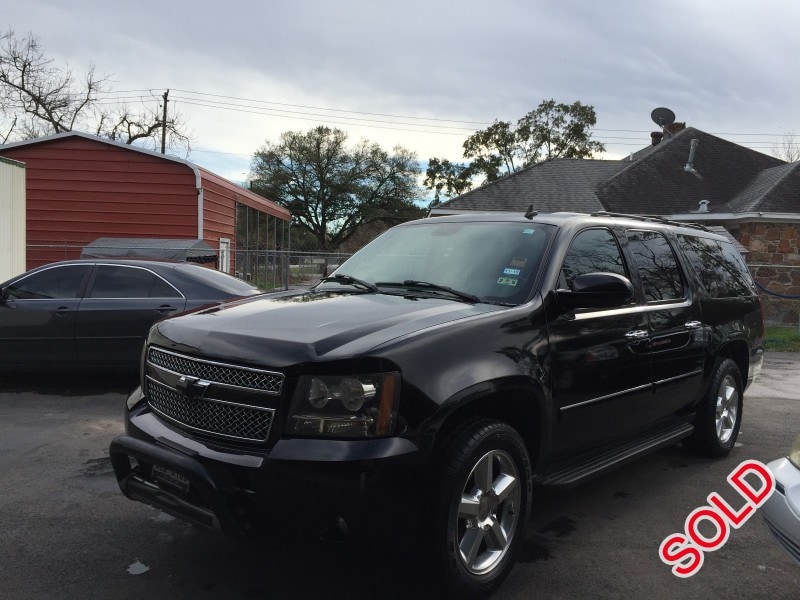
left=318, top=220, right=554, bottom=305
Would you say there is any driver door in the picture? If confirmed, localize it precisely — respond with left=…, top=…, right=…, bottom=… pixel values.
left=0, top=264, right=93, bottom=367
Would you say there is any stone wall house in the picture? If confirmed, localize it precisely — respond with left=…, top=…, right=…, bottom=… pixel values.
left=737, top=223, right=800, bottom=324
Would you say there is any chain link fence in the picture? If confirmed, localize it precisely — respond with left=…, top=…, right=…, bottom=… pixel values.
left=235, top=249, right=352, bottom=290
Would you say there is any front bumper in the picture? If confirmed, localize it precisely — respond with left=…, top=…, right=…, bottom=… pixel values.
left=762, top=457, right=800, bottom=565
left=110, top=393, right=422, bottom=544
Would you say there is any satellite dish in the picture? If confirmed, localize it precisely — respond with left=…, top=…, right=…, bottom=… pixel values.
left=651, top=107, right=676, bottom=127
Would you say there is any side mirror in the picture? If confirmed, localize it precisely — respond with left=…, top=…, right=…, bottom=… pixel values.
left=556, top=272, right=633, bottom=310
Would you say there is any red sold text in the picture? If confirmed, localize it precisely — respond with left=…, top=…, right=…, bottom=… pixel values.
left=659, top=459, right=775, bottom=578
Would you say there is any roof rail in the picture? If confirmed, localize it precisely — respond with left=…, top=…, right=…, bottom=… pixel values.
left=589, top=211, right=711, bottom=232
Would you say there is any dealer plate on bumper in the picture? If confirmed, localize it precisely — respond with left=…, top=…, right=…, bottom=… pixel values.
left=152, top=464, right=190, bottom=494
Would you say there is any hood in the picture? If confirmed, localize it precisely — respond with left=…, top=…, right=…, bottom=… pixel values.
left=152, top=291, right=504, bottom=369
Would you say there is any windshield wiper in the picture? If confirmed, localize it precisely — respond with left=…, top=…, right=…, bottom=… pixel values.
left=319, top=274, right=378, bottom=293
left=375, top=280, right=481, bottom=304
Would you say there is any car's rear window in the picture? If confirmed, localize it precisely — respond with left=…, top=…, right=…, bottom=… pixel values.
left=174, top=264, right=261, bottom=296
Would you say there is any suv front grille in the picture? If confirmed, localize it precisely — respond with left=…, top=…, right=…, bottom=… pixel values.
left=145, top=347, right=282, bottom=443
left=148, top=347, right=283, bottom=395
left=146, top=378, right=274, bottom=443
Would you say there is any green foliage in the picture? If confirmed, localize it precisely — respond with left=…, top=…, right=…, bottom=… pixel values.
left=425, top=99, right=605, bottom=201
left=424, top=157, right=475, bottom=206
left=250, top=126, right=423, bottom=249
left=764, top=326, right=800, bottom=351
left=463, top=120, right=520, bottom=182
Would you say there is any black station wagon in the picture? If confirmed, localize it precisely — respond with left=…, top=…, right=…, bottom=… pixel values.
left=110, top=211, right=764, bottom=597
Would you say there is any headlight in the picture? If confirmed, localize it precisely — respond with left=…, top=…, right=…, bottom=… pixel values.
left=789, top=434, right=800, bottom=469
left=288, top=372, right=399, bottom=438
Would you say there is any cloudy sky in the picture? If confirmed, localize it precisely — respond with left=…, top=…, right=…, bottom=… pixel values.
left=5, top=0, right=800, bottom=185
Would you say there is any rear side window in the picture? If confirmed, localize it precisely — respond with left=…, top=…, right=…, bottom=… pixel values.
left=625, top=230, right=684, bottom=302
left=677, top=235, right=755, bottom=298
left=88, top=266, right=181, bottom=299
left=560, top=228, right=628, bottom=291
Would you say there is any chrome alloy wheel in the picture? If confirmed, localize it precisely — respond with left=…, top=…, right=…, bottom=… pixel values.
left=715, top=374, right=739, bottom=445
left=455, top=449, right=521, bottom=575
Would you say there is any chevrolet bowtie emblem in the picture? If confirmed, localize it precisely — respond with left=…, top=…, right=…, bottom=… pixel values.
left=176, top=375, right=211, bottom=398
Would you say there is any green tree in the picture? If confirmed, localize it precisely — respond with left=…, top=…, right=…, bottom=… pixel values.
left=0, top=29, right=190, bottom=150
left=462, top=119, right=521, bottom=182
left=423, top=157, right=475, bottom=206
left=250, top=126, right=423, bottom=249
left=516, top=99, right=605, bottom=164
left=425, top=99, right=605, bottom=200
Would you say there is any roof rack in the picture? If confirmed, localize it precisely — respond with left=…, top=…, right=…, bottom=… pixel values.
left=589, top=211, right=711, bottom=232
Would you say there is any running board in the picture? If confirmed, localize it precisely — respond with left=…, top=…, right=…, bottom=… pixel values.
left=537, top=423, right=694, bottom=488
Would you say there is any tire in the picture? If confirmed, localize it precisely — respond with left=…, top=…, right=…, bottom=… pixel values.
left=430, top=419, right=532, bottom=599
left=686, top=357, right=743, bottom=457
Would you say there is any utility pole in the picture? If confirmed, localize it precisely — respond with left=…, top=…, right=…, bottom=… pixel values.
left=160, top=89, right=169, bottom=154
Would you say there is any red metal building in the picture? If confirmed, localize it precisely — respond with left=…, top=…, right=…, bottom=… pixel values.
left=0, top=132, right=290, bottom=276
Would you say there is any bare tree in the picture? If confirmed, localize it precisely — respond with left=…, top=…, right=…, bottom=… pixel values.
left=774, top=131, right=800, bottom=163
left=0, top=29, right=190, bottom=152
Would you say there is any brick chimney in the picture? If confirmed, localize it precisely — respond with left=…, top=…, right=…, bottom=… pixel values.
left=651, top=131, right=664, bottom=146
left=664, top=122, right=686, bottom=135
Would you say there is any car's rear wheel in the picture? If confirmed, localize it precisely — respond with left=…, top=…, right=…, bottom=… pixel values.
left=686, top=357, right=743, bottom=457
left=431, top=419, right=531, bottom=598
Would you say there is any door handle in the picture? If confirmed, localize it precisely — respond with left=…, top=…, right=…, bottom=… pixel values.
left=625, top=330, right=649, bottom=340
left=684, top=321, right=702, bottom=329
left=155, top=305, right=179, bottom=314
left=54, top=306, right=72, bottom=316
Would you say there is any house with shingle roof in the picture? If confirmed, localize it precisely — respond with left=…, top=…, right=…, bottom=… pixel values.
left=431, top=126, right=800, bottom=325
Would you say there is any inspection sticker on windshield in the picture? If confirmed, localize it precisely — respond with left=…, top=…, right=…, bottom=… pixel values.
left=503, top=268, right=522, bottom=276
left=497, top=277, right=518, bottom=286
left=523, top=229, right=535, bottom=234
left=510, top=257, right=527, bottom=268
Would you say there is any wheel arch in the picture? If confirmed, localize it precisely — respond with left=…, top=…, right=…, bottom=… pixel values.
left=714, top=339, right=749, bottom=387
left=421, top=378, right=549, bottom=474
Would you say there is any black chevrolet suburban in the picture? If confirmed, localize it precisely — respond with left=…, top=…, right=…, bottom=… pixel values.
left=110, top=211, right=764, bottom=597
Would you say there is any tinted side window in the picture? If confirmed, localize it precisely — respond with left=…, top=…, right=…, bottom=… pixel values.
left=151, top=275, right=182, bottom=298
left=88, top=266, right=180, bottom=299
left=626, top=230, right=684, bottom=302
left=5, top=265, right=89, bottom=300
left=678, top=235, right=754, bottom=298
left=560, top=228, right=628, bottom=291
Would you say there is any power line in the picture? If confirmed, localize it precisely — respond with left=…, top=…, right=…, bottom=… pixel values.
left=170, top=95, right=476, bottom=132
left=169, top=88, right=491, bottom=126
left=51, top=86, right=800, bottom=139
left=174, top=98, right=471, bottom=136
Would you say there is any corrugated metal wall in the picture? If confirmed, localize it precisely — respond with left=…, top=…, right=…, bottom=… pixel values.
left=1, top=136, right=199, bottom=268
left=0, top=157, right=27, bottom=281
left=1, top=133, right=291, bottom=278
